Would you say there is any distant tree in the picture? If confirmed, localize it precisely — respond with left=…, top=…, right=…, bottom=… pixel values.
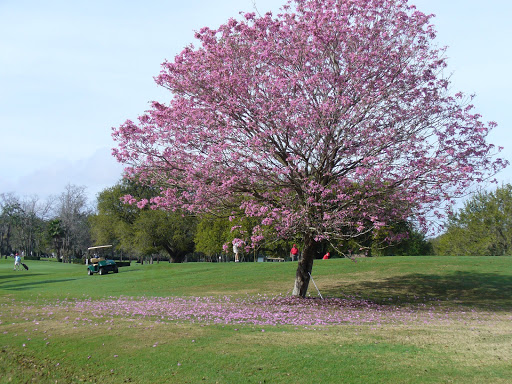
left=56, top=184, right=92, bottom=262
left=194, top=215, right=266, bottom=261
left=0, top=194, right=22, bottom=256
left=374, top=221, right=433, bottom=256
left=91, top=180, right=196, bottom=262
left=194, top=216, right=232, bottom=261
left=113, top=0, right=506, bottom=296
left=48, top=219, right=65, bottom=260
left=434, top=185, right=512, bottom=256
left=133, top=209, right=196, bottom=263
left=19, top=196, right=54, bottom=257
left=1, top=193, right=53, bottom=257
left=89, top=184, right=130, bottom=249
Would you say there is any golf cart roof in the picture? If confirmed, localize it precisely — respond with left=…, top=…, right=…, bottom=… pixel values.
left=87, top=245, right=113, bottom=251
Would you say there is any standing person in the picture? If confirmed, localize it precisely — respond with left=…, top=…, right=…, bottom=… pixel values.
left=13, top=253, right=22, bottom=271
left=290, top=244, right=299, bottom=261
left=233, top=242, right=240, bottom=262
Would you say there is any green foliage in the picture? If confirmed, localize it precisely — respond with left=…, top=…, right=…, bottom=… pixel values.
left=374, top=221, right=433, bottom=256
left=194, top=214, right=274, bottom=261
left=47, top=219, right=64, bottom=258
left=90, top=180, right=196, bottom=262
left=0, top=194, right=53, bottom=257
left=194, top=216, right=231, bottom=257
left=48, top=219, right=64, bottom=238
left=435, top=184, right=512, bottom=256
left=0, top=198, right=22, bottom=255
left=134, top=209, right=196, bottom=262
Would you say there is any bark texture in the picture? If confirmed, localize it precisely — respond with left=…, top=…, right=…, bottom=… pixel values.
left=292, top=235, right=316, bottom=297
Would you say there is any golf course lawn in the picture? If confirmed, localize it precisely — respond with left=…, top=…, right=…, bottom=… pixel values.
left=1, top=256, right=511, bottom=383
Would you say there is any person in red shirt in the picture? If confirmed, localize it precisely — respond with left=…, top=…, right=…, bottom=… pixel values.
left=290, top=244, right=299, bottom=261
left=322, top=252, right=330, bottom=260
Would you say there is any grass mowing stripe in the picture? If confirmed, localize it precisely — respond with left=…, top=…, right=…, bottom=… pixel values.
left=1, top=256, right=511, bottom=383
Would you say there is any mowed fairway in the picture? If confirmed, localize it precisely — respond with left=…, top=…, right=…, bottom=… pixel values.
left=1, top=257, right=511, bottom=383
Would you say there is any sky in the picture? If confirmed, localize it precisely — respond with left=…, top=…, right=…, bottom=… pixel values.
left=1, top=0, right=511, bottom=205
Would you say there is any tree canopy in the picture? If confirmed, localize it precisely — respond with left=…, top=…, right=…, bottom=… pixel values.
left=113, top=0, right=506, bottom=296
left=90, top=180, right=196, bottom=262
left=434, top=184, right=512, bottom=256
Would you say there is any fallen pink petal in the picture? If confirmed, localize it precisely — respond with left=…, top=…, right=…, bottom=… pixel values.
left=4, top=294, right=494, bottom=329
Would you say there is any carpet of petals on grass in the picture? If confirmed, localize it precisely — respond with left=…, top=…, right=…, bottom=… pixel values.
left=11, top=295, right=502, bottom=327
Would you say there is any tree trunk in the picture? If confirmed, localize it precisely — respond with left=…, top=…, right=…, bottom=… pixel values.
left=292, top=234, right=317, bottom=297
left=162, top=243, right=186, bottom=263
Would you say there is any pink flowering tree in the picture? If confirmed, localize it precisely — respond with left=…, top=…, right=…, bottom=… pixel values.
left=113, top=0, right=507, bottom=297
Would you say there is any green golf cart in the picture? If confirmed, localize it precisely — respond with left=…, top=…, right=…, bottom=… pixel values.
left=86, top=245, right=118, bottom=275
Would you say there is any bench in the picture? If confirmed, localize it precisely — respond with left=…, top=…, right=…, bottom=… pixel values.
left=266, top=257, right=285, bottom=262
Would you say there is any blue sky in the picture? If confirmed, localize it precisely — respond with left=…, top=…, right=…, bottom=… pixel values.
left=1, top=0, right=511, bottom=204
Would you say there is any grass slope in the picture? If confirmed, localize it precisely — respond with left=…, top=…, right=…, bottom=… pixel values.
left=1, top=256, right=511, bottom=383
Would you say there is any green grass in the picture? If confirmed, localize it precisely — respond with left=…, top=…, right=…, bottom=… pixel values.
left=1, top=256, right=511, bottom=383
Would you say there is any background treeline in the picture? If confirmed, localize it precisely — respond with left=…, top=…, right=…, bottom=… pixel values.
left=2, top=181, right=511, bottom=262
left=0, top=184, right=91, bottom=262
left=432, top=184, right=512, bottom=256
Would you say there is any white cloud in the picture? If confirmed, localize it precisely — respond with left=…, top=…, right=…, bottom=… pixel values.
left=1, top=147, right=124, bottom=204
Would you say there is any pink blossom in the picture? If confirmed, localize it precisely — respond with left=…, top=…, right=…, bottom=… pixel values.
left=112, top=0, right=507, bottom=296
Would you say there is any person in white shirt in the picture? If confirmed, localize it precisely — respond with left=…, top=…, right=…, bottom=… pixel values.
left=14, top=253, right=22, bottom=271
left=233, top=243, right=240, bottom=262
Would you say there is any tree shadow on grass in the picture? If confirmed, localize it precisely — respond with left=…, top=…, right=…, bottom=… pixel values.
left=322, top=271, right=512, bottom=310
left=0, top=273, right=46, bottom=283
left=1, top=277, right=79, bottom=291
